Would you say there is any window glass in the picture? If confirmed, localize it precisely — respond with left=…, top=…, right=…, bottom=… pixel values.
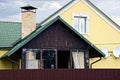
left=79, top=17, right=86, bottom=33
left=24, top=49, right=40, bottom=69
left=72, top=50, right=85, bottom=69
left=74, top=16, right=87, bottom=34
left=23, top=49, right=86, bottom=69
left=74, top=17, right=79, bottom=31
left=42, top=50, right=56, bottom=69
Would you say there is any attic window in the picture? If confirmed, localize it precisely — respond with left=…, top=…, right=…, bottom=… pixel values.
left=72, top=13, right=89, bottom=34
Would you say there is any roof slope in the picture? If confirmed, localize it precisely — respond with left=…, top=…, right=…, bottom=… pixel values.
left=0, top=21, right=21, bottom=47
left=2, top=16, right=105, bottom=58
left=0, top=21, right=39, bottom=47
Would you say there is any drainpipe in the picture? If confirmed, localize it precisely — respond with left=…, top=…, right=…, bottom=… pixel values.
left=90, top=57, right=102, bottom=68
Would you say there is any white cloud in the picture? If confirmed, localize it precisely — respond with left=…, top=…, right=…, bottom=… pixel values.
left=96, top=0, right=120, bottom=15
left=110, top=16, right=120, bottom=26
left=91, top=0, right=120, bottom=26
left=34, top=1, right=62, bottom=22
left=0, top=1, right=62, bottom=22
left=48, top=2, right=62, bottom=9
left=0, top=14, right=21, bottom=22
left=15, top=1, right=27, bottom=7
left=38, top=1, right=62, bottom=11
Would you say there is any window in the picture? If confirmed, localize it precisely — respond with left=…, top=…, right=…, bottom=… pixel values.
left=23, top=49, right=40, bottom=69
left=73, top=14, right=89, bottom=34
left=23, top=49, right=56, bottom=69
left=42, top=50, right=56, bottom=69
left=72, top=50, right=85, bottom=69
left=23, top=49, right=86, bottom=69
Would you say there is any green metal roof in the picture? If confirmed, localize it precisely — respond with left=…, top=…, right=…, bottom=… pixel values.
left=2, top=16, right=105, bottom=58
left=0, top=21, right=21, bottom=47
left=0, top=21, right=39, bottom=47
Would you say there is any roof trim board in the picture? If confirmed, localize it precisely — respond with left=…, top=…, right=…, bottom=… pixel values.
left=38, top=0, right=120, bottom=32
left=1, top=16, right=105, bottom=58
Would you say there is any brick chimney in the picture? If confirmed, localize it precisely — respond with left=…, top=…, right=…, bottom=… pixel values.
left=21, top=5, right=37, bottom=39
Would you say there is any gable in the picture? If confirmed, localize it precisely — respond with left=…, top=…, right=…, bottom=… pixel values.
left=1, top=16, right=105, bottom=58
left=23, top=20, right=88, bottom=50
left=39, top=0, right=120, bottom=32
left=60, top=0, right=120, bottom=46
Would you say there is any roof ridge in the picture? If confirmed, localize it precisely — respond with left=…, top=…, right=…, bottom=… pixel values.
left=0, top=21, right=21, bottom=24
left=0, top=21, right=39, bottom=24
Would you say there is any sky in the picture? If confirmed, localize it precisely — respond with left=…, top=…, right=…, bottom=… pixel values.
left=0, top=0, right=120, bottom=26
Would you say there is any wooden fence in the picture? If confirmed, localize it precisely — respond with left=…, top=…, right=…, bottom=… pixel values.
left=0, top=69, right=120, bottom=80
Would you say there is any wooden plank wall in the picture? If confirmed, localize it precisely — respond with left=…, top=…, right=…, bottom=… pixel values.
left=0, top=69, right=120, bottom=80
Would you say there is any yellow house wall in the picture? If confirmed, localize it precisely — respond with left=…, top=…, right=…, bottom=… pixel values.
left=0, top=59, right=12, bottom=69
left=0, top=49, right=8, bottom=57
left=60, top=1, right=120, bottom=68
left=0, top=49, right=18, bottom=69
left=0, top=59, right=18, bottom=69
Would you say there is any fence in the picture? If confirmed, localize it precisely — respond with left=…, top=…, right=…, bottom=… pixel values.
left=0, top=69, right=120, bottom=80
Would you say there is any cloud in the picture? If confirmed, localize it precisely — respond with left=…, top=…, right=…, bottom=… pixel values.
left=90, top=0, right=120, bottom=26
left=0, top=1, right=26, bottom=15
left=0, top=0, right=67, bottom=22
left=48, top=2, right=62, bottom=9
left=95, top=0, right=120, bottom=15
left=110, top=16, right=120, bottom=26
left=37, top=1, right=62, bottom=11
left=0, top=14, right=21, bottom=22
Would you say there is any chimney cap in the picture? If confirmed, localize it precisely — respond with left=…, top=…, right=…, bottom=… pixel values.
left=21, top=5, right=37, bottom=10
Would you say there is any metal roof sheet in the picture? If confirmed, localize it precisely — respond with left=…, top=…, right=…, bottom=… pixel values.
left=0, top=21, right=21, bottom=47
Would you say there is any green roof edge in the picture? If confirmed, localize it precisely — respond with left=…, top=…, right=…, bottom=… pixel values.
left=1, top=16, right=105, bottom=58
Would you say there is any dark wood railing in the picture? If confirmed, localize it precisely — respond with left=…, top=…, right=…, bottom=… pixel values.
left=0, top=69, right=120, bottom=80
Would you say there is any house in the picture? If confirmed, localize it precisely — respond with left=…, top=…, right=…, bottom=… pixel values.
left=0, top=0, right=120, bottom=69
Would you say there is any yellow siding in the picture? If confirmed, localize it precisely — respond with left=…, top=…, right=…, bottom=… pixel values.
left=60, top=1, right=120, bottom=68
left=0, top=49, right=9, bottom=57
left=0, top=49, right=18, bottom=69
left=0, top=59, right=19, bottom=69
left=0, top=59, right=12, bottom=69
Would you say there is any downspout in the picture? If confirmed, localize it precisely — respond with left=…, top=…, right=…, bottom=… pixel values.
left=90, top=57, right=102, bottom=68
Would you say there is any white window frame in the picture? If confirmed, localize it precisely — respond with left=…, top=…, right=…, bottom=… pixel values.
left=72, top=13, right=89, bottom=34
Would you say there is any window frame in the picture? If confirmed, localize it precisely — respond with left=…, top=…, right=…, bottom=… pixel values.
left=22, top=49, right=57, bottom=69
left=72, top=13, right=89, bottom=34
left=22, top=49, right=88, bottom=69
left=22, top=49, right=41, bottom=69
